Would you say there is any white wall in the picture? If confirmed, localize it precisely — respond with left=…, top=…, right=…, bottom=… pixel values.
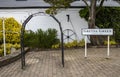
left=56, top=9, right=88, bottom=42
left=0, top=8, right=88, bottom=42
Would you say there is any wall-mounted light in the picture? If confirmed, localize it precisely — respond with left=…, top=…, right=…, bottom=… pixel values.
left=16, top=0, right=27, bottom=1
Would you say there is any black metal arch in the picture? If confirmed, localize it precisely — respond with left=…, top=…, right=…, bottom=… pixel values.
left=20, top=12, right=64, bottom=69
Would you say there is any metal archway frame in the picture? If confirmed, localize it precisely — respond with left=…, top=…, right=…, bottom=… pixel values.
left=20, top=12, right=64, bottom=69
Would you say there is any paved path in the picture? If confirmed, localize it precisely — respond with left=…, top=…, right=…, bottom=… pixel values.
left=0, top=48, right=120, bottom=77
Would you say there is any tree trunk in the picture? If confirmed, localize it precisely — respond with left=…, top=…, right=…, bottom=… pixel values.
left=88, top=0, right=100, bottom=46
left=88, top=0, right=96, bottom=28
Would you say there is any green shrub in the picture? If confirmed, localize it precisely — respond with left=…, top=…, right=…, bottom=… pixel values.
left=77, top=39, right=85, bottom=47
left=104, top=40, right=117, bottom=45
left=0, top=49, right=3, bottom=56
left=61, top=39, right=85, bottom=48
left=0, top=17, right=21, bottom=44
left=52, top=43, right=60, bottom=49
left=51, top=39, right=85, bottom=49
left=24, top=28, right=60, bottom=49
left=24, top=31, right=38, bottom=47
left=36, top=28, right=60, bottom=49
left=0, top=17, right=21, bottom=56
left=0, top=43, right=20, bottom=56
left=12, top=43, right=21, bottom=49
left=64, top=40, right=77, bottom=48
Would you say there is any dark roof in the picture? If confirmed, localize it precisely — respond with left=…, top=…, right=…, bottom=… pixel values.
left=0, top=0, right=119, bottom=9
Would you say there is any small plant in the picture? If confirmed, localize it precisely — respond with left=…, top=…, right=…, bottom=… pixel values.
left=12, top=43, right=21, bottom=49
left=51, top=43, right=60, bottom=49
left=77, top=39, right=85, bottom=47
left=0, top=43, right=21, bottom=56
left=104, top=40, right=117, bottom=45
left=63, top=39, right=85, bottom=48
left=0, top=17, right=21, bottom=56
left=64, top=42, right=73, bottom=48
left=64, top=40, right=77, bottom=48
left=0, top=49, right=3, bottom=56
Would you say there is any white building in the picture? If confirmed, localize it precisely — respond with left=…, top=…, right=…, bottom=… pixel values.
left=0, top=0, right=120, bottom=42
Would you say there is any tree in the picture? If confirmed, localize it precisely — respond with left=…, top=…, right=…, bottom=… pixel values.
left=44, top=0, right=73, bottom=14
left=95, top=7, right=120, bottom=43
left=80, top=7, right=120, bottom=44
left=82, top=0, right=105, bottom=45
left=0, top=17, right=21, bottom=44
left=0, top=17, right=21, bottom=55
left=44, top=0, right=106, bottom=45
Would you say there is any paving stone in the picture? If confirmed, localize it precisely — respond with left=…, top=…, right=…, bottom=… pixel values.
left=0, top=48, right=120, bottom=77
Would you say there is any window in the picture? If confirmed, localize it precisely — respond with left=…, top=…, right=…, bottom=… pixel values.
left=74, top=0, right=80, bottom=1
left=16, top=0, right=27, bottom=1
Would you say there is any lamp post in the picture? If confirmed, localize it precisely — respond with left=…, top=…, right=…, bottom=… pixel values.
left=2, top=17, right=6, bottom=56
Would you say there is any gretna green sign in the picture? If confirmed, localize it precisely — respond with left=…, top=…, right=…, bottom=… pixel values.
left=82, top=28, right=113, bottom=58
left=82, top=29, right=113, bottom=35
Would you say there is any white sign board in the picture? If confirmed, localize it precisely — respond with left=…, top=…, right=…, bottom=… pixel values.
left=82, top=29, right=113, bottom=35
left=82, top=28, right=113, bottom=58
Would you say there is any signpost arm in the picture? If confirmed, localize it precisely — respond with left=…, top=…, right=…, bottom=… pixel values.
left=2, top=18, right=6, bottom=56
left=107, top=35, right=110, bottom=58
left=85, top=36, right=87, bottom=58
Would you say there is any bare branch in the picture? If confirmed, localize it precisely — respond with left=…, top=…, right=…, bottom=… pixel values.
left=82, top=0, right=90, bottom=12
left=99, top=0, right=104, bottom=7
left=96, top=0, right=105, bottom=14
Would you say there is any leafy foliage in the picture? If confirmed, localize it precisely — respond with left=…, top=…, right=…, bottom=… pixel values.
left=104, top=40, right=117, bottom=45
left=52, top=39, right=85, bottom=49
left=79, top=7, right=120, bottom=42
left=24, top=30, right=38, bottom=47
left=79, top=7, right=89, bottom=21
left=0, top=17, right=21, bottom=56
left=96, top=7, right=120, bottom=28
left=44, top=0, right=73, bottom=14
left=24, top=28, right=60, bottom=49
left=96, top=7, right=120, bottom=41
left=0, top=17, right=21, bottom=44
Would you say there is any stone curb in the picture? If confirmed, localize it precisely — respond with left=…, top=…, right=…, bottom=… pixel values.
left=0, top=47, right=29, bottom=67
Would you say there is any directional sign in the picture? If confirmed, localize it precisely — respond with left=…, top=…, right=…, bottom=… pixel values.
left=82, top=29, right=113, bottom=35
left=82, top=28, right=113, bottom=58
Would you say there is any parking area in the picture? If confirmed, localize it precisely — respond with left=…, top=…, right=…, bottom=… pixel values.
left=0, top=48, right=120, bottom=77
